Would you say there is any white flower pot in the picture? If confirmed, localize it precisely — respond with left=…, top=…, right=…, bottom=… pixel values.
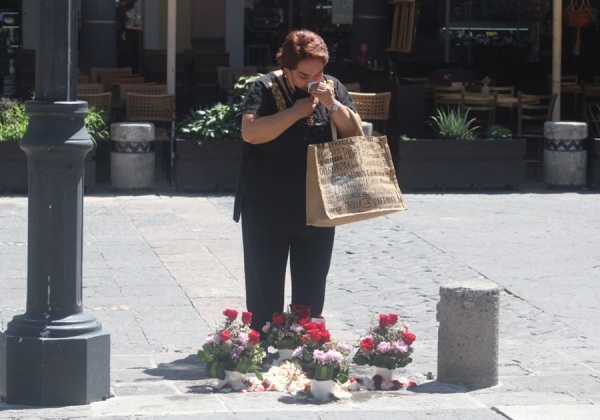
left=274, top=348, right=295, bottom=365
left=217, top=369, right=245, bottom=389
left=372, top=366, right=394, bottom=381
left=310, top=379, right=334, bottom=399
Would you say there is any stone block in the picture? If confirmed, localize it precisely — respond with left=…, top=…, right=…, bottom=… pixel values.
left=544, top=149, right=587, bottom=186
left=110, top=122, right=155, bottom=190
left=544, top=121, right=587, bottom=141
left=437, top=280, right=500, bottom=388
left=111, top=122, right=155, bottom=142
left=110, top=152, right=155, bottom=189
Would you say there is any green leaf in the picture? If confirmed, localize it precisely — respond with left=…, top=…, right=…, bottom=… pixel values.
left=352, top=354, right=370, bottom=366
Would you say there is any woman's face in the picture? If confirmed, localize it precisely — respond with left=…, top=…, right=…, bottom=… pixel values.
left=285, top=58, right=325, bottom=94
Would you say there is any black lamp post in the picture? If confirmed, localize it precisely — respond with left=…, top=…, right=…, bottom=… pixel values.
left=0, top=0, right=110, bottom=406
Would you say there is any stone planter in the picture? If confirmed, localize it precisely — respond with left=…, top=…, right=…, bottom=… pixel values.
left=588, top=138, right=600, bottom=189
left=175, top=139, right=242, bottom=191
left=543, top=122, right=587, bottom=187
left=0, top=141, right=95, bottom=193
left=394, top=139, right=526, bottom=190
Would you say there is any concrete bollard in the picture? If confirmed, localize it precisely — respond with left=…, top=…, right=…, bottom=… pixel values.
left=437, top=280, right=501, bottom=388
left=544, top=122, right=587, bottom=187
left=110, top=123, right=155, bottom=189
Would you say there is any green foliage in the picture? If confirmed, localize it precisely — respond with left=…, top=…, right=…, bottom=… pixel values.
left=487, top=125, right=512, bottom=140
left=0, top=98, right=27, bottom=142
left=85, top=107, right=109, bottom=144
left=399, top=134, right=417, bottom=141
left=177, top=74, right=262, bottom=143
left=430, top=106, right=479, bottom=140
left=0, top=98, right=108, bottom=143
left=177, top=102, right=240, bottom=141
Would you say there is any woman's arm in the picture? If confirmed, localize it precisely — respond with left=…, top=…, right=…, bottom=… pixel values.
left=241, top=96, right=317, bottom=144
left=310, top=82, right=362, bottom=138
left=329, top=104, right=362, bottom=138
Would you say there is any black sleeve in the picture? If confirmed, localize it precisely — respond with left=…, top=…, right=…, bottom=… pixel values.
left=236, top=79, right=273, bottom=119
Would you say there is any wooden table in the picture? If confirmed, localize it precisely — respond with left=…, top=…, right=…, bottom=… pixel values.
left=442, top=94, right=538, bottom=108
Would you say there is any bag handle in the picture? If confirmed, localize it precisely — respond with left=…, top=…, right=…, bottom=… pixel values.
left=331, top=107, right=365, bottom=141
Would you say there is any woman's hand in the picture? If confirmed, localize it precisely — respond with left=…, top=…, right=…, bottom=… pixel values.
left=292, top=96, right=319, bottom=119
left=310, top=82, right=335, bottom=111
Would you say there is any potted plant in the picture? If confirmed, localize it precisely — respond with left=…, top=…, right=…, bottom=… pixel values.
left=0, top=98, right=108, bottom=193
left=291, top=320, right=351, bottom=400
left=261, top=303, right=312, bottom=365
left=352, top=313, right=415, bottom=382
left=565, top=0, right=597, bottom=56
left=197, top=308, right=264, bottom=391
left=175, top=74, right=261, bottom=191
left=394, top=107, right=526, bottom=189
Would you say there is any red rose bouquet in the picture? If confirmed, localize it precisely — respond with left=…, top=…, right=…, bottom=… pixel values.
left=262, top=303, right=312, bottom=350
left=198, top=308, right=265, bottom=380
left=352, top=313, right=415, bottom=370
left=292, top=321, right=351, bottom=382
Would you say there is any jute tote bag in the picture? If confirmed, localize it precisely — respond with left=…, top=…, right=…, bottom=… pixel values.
left=306, top=110, right=406, bottom=227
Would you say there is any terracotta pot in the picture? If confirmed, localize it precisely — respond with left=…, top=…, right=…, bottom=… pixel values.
left=566, top=11, right=592, bottom=28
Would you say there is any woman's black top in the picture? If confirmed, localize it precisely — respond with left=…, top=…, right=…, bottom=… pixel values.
left=234, top=72, right=356, bottom=236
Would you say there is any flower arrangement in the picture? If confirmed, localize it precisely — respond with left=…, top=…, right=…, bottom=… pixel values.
left=262, top=303, right=312, bottom=350
left=352, top=313, right=416, bottom=370
left=198, top=308, right=265, bottom=380
left=292, top=321, right=351, bottom=382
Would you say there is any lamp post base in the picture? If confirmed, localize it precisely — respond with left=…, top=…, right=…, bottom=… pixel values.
left=0, top=331, right=110, bottom=406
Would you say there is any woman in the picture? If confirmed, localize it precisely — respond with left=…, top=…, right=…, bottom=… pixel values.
left=234, top=29, right=361, bottom=335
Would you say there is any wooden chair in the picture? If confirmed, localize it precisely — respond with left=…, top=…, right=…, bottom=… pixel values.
left=77, top=92, right=112, bottom=123
left=582, top=83, right=600, bottom=136
left=489, top=86, right=516, bottom=124
left=348, top=92, right=392, bottom=135
left=460, top=91, right=498, bottom=130
left=90, top=67, right=132, bottom=83
left=100, top=74, right=145, bottom=92
left=125, top=93, right=177, bottom=181
left=433, top=85, right=464, bottom=109
left=77, top=74, right=90, bottom=84
left=76, top=83, right=104, bottom=95
left=193, top=52, right=230, bottom=106
left=120, top=83, right=167, bottom=99
left=518, top=92, right=557, bottom=177
left=195, top=52, right=230, bottom=80
left=344, top=82, right=361, bottom=92
left=548, top=75, right=579, bottom=109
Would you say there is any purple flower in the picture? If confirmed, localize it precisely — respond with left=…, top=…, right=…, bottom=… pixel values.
left=205, top=333, right=221, bottom=345
left=262, top=322, right=271, bottom=333
left=290, top=323, right=304, bottom=333
left=376, top=341, right=394, bottom=354
left=395, top=341, right=409, bottom=353
left=292, top=347, right=303, bottom=358
left=236, top=332, right=249, bottom=347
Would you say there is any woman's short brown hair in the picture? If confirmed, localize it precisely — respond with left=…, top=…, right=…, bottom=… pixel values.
left=275, top=30, right=329, bottom=70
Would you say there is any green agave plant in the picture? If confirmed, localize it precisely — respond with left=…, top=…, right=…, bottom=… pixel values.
left=430, top=106, right=479, bottom=140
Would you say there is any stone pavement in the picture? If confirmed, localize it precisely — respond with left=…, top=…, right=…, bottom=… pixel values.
left=1, top=182, right=600, bottom=419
